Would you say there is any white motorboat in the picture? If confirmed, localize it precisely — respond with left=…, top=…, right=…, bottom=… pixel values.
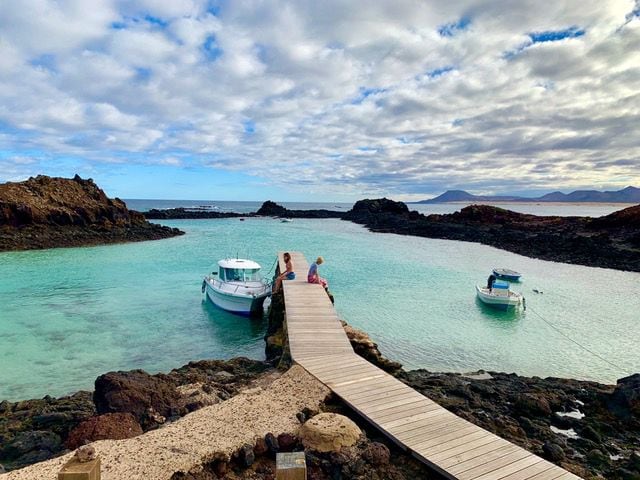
left=476, top=280, right=524, bottom=310
left=202, top=258, right=271, bottom=316
left=280, top=218, right=293, bottom=223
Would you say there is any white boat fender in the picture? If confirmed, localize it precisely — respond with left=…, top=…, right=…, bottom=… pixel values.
left=201, top=280, right=207, bottom=294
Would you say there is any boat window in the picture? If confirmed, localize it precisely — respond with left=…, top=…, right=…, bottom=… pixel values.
left=243, top=268, right=261, bottom=281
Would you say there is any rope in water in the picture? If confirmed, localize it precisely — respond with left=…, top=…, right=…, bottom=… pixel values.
left=526, top=305, right=627, bottom=375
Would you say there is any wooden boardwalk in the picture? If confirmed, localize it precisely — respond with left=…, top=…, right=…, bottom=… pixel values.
left=278, top=252, right=582, bottom=480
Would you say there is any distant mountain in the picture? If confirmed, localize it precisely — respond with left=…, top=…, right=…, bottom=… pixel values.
left=416, top=186, right=640, bottom=204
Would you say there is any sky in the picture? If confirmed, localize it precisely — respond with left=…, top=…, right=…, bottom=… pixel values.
left=0, top=0, right=639, bottom=201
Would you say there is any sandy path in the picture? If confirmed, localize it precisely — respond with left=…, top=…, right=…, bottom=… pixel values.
left=3, top=366, right=328, bottom=480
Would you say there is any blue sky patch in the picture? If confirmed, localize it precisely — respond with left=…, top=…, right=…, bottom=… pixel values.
left=243, top=120, right=256, bottom=135
left=203, top=35, right=223, bottom=61
left=529, top=26, right=585, bottom=43
left=351, top=86, right=387, bottom=104
left=30, top=54, right=56, bottom=72
left=438, top=16, right=471, bottom=37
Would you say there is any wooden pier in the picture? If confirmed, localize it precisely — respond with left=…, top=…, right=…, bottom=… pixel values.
left=278, top=252, right=581, bottom=480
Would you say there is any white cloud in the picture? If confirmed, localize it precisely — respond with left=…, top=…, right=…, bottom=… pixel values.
left=0, top=0, right=639, bottom=196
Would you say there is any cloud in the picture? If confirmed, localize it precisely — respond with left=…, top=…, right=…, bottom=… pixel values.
left=0, top=0, right=638, bottom=198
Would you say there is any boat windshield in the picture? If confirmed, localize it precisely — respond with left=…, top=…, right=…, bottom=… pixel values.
left=219, top=267, right=262, bottom=282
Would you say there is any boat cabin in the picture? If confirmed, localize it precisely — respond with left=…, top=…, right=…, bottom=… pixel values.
left=491, top=280, right=510, bottom=296
left=217, top=259, right=262, bottom=283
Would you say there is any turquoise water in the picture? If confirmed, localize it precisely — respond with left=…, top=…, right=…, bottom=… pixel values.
left=1, top=217, right=639, bottom=400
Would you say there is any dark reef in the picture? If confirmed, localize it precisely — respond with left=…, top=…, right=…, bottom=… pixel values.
left=0, top=175, right=183, bottom=251
left=344, top=198, right=640, bottom=272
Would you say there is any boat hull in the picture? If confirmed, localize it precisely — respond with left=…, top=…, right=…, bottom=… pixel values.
left=476, top=285, right=523, bottom=310
left=204, top=279, right=270, bottom=316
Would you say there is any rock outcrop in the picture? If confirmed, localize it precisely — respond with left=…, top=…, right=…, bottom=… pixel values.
left=343, top=198, right=640, bottom=272
left=255, top=200, right=343, bottom=219
left=65, top=413, right=143, bottom=449
left=0, top=175, right=183, bottom=251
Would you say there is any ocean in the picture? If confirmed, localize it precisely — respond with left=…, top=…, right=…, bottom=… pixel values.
left=1, top=201, right=638, bottom=400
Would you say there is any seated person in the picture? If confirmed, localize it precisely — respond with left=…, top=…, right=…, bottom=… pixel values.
left=487, top=274, right=496, bottom=290
left=307, top=256, right=328, bottom=289
left=273, top=252, right=295, bottom=293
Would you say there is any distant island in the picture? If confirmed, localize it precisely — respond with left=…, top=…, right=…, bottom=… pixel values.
left=415, top=186, right=640, bottom=204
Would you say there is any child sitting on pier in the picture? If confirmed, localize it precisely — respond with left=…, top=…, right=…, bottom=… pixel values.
left=308, top=256, right=328, bottom=289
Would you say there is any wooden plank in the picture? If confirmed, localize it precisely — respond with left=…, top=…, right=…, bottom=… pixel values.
left=447, top=443, right=522, bottom=474
left=425, top=436, right=503, bottom=464
left=329, top=373, right=387, bottom=388
left=463, top=455, right=543, bottom=480
left=381, top=407, right=452, bottom=430
left=392, top=414, right=466, bottom=441
left=455, top=450, right=534, bottom=479
left=525, top=470, right=578, bottom=480
left=413, top=429, right=492, bottom=456
left=497, top=461, right=557, bottom=480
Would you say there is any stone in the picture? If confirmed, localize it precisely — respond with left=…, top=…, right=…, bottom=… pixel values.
left=587, top=449, right=610, bottom=468
left=93, top=370, right=183, bottom=427
left=580, top=425, right=602, bottom=443
left=75, top=445, right=97, bottom=462
left=609, top=374, right=640, bottom=417
left=265, top=432, right=280, bottom=454
left=239, top=443, right=255, bottom=467
left=254, top=437, right=269, bottom=456
left=362, top=442, right=390, bottom=466
left=277, top=433, right=298, bottom=452
left=299, top=413, right=362, bottom=453
left=515, top=393, right=552, bottom=416
left=66, top=413, right=143, bottom=449
left=543, top=441, right=565, bottom=462
left=0, top=463, right=5, bottom=474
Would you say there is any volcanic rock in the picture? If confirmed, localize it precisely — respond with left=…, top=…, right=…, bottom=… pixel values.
left=65, top=413, right=143, bottom=449
left=0, top=175, right=183, bottom=251
left=93, top=370, right=184, bottom=427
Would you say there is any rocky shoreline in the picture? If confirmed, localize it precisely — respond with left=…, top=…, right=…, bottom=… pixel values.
left=0, top=175, right=183, bottom=252
left=1, top=321, right=638, bottom=478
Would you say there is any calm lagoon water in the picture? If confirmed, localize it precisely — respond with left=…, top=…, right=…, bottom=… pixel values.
left=1, top=209, right=639, bottom=400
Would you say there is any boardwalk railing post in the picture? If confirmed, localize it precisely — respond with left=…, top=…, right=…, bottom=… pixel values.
left=58, top=456, right=101, bottom=480
left=276, top=452, right=306, bottom=480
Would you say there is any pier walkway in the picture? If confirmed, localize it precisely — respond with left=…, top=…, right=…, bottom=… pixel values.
left=278, top=252, right=581, bottom=480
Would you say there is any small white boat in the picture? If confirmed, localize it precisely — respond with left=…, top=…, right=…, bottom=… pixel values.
left=476, top=280, right=524, bottom=310
left=202, top=258, right=271, bottom=316
left=280, top=218, right=293, bottom=223
left=493, top=268, right=522, bottom=282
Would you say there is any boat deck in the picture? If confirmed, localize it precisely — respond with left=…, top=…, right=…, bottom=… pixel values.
left=278, top=251, right=581, bottom=480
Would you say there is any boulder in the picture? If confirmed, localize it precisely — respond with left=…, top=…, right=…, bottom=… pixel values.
left=66, top=413, right=143, bottom=449
left=608, top=374, right=640, bottom=417
left=299, top=413, right=362, bottom=453
left=93, top=370, right=183, bottom=427
left=543, top=441, right=565, bottom=462
left=362, top=442, right=390, bottom=466
left=515, top=393, right=552, bottom=416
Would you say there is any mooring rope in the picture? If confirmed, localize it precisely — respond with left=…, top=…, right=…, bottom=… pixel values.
left=526, top=304, right=628, bottom=375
